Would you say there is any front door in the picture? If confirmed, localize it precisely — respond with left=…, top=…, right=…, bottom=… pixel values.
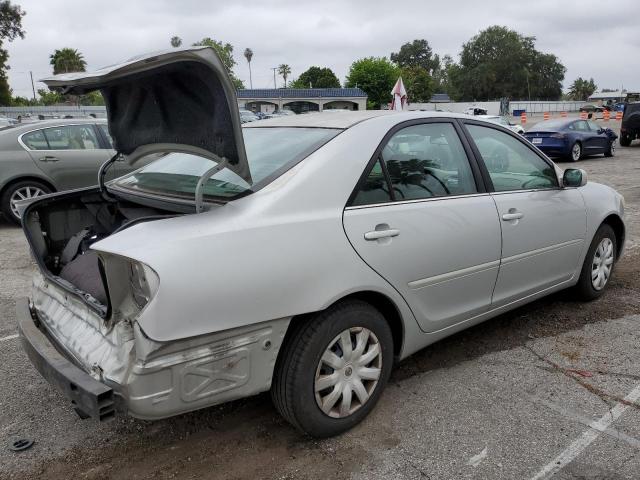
left=25, top=124, right=113, bottom=189
left=343, top=120, right=502, bottom=333
left=464, top=123, right=587, bottom=306
left=587, top=120, right=609, bottom=153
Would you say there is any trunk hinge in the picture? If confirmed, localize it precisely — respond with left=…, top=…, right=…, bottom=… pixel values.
left=98, top=152, right=123, bottom=201
left=194, top=159, right=227, bottom=213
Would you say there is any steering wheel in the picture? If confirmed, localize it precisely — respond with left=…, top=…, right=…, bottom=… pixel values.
left=423, top=169, right=451, bottom=195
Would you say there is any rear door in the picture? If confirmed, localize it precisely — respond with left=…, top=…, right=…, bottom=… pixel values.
left=587, top=120, right=608, bottom=152
left=343, top=119, right=502, bottom=333
left=22, top=124, right=112, bottom=190
left=463, top=121, right=586, bottom=306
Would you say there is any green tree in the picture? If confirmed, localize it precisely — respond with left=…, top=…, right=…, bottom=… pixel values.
left=568, top=77, right=597, bottom=101
left=193, top=37, right=244, bottom=89
left=277, top=64, right=291, bottom=87
left=79, top=90, right=104, bottom=106
left=401, top=66, right=434, bottom=103
left=390, top=39, right=439, bottom=74
left=50, top=48, right=86, bottom=74
left=0, top=1, right=26, bottom=106
left=36, top=88, right=62, bottom=105
left=452, top=26, right=565, bottom=101
left=345, top=57, right=400, bottom=109
left=290, top=66, right=340, bottom=89
left=170, top=36, right=182, bottom=48
left=244, top=48, right=253, bottom=89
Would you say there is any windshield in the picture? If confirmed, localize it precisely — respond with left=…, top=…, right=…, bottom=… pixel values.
left=114, top=127, right=340, bottom=201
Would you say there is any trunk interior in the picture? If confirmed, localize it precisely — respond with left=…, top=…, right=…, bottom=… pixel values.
left=23, top=189, right=181, bottom=314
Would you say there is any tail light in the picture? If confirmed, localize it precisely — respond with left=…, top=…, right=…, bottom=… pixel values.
left=550, top=133, right=566, bottom=139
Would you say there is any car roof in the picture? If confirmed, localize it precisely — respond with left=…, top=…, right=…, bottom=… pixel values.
left=0, top=118, right=106, bottom=134
left=244, top=110, right=473, bottom=129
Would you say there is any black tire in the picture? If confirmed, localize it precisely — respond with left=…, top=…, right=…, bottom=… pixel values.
left=0, top=180, right=52, bottom=225
left=569, top=142, right=582, bottom=162
left=574, top=224, right=617, bottom=301
left=604, top=140, right=615, bottom=157
left=271, top=299, right=394, bottom=438
left=619, top=135, right=631, bottom=147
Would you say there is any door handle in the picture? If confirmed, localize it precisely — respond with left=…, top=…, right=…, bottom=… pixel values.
left=39, top=156, right=59, bottom=162
left=364, top=228, right=400, bottom=241
left=502, top=211, right=524, bottom=221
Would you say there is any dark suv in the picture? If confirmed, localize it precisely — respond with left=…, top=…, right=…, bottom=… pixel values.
left=620, top=102, right=640, bottom=146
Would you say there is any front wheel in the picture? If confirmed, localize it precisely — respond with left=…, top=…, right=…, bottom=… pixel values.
left=619, top=135, right=631, bottom=147
left=604, top=140, right=615, bottom=157
left=570, top=142, right=582, bottom=162
left=271, top=300, right=394, bottom=438
left=574, top=224, right=617, bottom=301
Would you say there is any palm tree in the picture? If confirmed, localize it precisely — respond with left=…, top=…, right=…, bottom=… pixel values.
left=170, top=36, right=182, bottom=48
left=244, top=48, right=253, bottom=89
left=278, top=64, right=291, bottom=88
left=49, top=48, right=86, bottom=74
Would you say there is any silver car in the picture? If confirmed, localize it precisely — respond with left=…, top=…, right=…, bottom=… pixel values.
left=0, top=118, right=130, bottom=224
left=17, top=47, right=626, bottom=438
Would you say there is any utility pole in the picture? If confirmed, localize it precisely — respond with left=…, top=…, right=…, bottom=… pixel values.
left=29, top=71, right=36, bottom=101
left=271, top=67, right=277, bottom=88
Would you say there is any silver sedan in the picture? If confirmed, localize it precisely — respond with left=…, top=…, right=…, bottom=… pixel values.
left=17, top=47, right=625, bottom=438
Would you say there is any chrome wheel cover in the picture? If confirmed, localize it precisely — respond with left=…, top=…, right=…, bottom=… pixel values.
left=591, top=237, right=614, bottom=291
left=314, top=327, right=382, bottom=418
left=9, top=186, right=45, bottom=219
left=572, top=143, right=581, bottom=161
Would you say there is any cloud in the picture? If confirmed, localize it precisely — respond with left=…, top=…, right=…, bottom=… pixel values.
left=6, top=0, right=638, bottom=97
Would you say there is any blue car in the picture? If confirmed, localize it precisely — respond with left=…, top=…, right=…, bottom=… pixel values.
left=524, top=119, right=618, bottom=161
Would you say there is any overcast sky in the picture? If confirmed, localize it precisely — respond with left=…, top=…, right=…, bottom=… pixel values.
left=5, top=0, right=639, bottom=98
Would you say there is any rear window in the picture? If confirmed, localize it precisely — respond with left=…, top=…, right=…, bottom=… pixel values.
left=114, top=127, right=340, bottom=201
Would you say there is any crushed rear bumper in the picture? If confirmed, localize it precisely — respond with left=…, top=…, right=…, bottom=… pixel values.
left=16, top=298, right=116, bottom=421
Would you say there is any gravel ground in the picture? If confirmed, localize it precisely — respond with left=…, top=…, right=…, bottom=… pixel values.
left=1, top=117, right=639, bottom=479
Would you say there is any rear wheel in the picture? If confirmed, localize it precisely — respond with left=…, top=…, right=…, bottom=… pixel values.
left=604, top=140, right=615, bottom=157
left=0, top=180, right=51, bottom=225
left=569, top=142, right=582, bottom=162
left=574, top=224, right=617, bottom=301
left=271, top=300, right=394, bottom=438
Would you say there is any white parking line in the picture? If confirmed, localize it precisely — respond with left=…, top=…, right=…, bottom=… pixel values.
left=0, top=333, right=18, bottom=342
left=530, top=383, right=640, bottom=480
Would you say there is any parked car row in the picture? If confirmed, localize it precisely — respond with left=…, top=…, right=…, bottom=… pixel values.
left=239, top=108, right=296, bottom=123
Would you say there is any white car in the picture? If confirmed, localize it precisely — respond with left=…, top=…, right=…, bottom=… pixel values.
left=17, top=47, right=626, bottom=438
left=476, top=114, right=525, bottom=134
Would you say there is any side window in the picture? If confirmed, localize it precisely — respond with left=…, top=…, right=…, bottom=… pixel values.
left=21, top=130, right=49, bottom=150
left=43, top=125, right=100, bottom=150
left=573, top=120, right=589, bottom=132
left=354, top=122, right=477, bottom=205
left=467, top=124, right=558, bottom=192
left=351, top=159, right=392, bottom=206
left=98, top=124, right=114, bottom=148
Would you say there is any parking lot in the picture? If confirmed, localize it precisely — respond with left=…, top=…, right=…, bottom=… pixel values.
left=1, top=116, right=639, bottom=480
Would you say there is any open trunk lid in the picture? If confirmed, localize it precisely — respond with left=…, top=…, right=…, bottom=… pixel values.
left=40, top=46, right=251, bottom=184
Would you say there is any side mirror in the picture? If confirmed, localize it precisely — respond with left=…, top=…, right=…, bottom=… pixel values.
left=563, top=168, right=587, bottom=188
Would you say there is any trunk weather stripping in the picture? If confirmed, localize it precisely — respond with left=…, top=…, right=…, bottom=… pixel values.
left=98, top=152, right=124, bottom=201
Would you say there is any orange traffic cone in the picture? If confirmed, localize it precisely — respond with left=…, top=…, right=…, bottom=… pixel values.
left=603, top=110, right=610, bottom=121
left=615, top=111, right=623, bottom=121
left=543, top=112, right=550, bottom=121
left=520, top=112, right=527, bottom=124
left=561, top=111, right=567, bottom=118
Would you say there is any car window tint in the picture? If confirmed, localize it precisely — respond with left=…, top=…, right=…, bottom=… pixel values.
left=573, top=121, right=589, bottom=132
left=351, top=159, right=392, bottom=206
left=21, top=130, right=49, bottom=150
left=379, top=123, right=477, bottom=201
left=98, top=124, right=113, bottom=148
left=587, top=121, right=600, bottom=131
left=467, top=124, right=558, bottom=192
left=43, top=125, right=100, bottom=150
